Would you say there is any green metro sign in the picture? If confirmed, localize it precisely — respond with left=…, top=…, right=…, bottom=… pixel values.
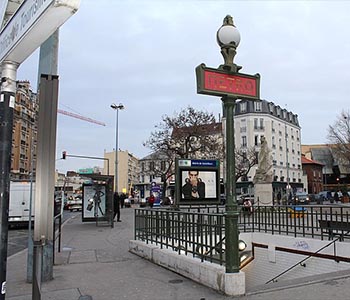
left=195, top=63, right=260, bottom=100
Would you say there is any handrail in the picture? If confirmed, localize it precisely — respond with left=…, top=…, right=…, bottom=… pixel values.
left=265, top=231, right=350, bottom=284
left=53, top=213, right=62, bottom=264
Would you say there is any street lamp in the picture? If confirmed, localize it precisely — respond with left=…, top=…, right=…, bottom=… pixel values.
left=196, top=15, right=260, bottom=294
left=216, top=15, right=241, bottom=72
left=110, top=103, right=124, bottom=193
left=216, top=15, right=241, bottom=273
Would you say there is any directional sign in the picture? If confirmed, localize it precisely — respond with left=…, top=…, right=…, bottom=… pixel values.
left=0, top=0, right=80, bottom=64
left=196, top=63, right=260, bottom=100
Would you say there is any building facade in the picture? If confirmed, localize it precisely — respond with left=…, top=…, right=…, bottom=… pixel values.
left=301, top=156, right=324, bottom=194
left=136, top=151, right=171, bottom=199
left=130, top=100, right=303, bottom=202
left=234, top=99, right=303, bottom=198
left=104, top=150, right=139, bottom=194
left=302, top=144, right=350, bottom=192
left=11, top=81, right=38, bottom=180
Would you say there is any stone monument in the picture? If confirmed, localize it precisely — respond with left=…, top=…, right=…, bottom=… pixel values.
left=253, top=136, right=273, bottom=206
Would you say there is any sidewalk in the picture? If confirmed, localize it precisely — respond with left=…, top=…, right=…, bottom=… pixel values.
left=6, top=207, right=350, bottom=300
left=6, top=208, right=227, bottom=300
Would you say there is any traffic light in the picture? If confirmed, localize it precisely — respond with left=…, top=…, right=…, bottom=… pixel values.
left=62, top=151, right=66, bottom=159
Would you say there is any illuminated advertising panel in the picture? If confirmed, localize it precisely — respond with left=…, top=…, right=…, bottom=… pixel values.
left=175, top=159, right=220, bottom=205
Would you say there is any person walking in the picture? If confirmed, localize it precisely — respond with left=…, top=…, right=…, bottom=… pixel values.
left=334, top=191, right=339, bottom=203
left=120, top=193, right=126, bottom=208
left=148, top=194, right=155, bottom=208
left=113, top=192, right=121, bottom=222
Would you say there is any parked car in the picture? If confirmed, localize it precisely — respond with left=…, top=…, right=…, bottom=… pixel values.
left=315, top=191, right=332, bottom=204
left=161, top=196, right=172, bottom=206
left=290, top=192, right=310, bottom=205
left=139, top=197, right=148, bottom=207
left=124, top=197, right=132, bottom=207
left=66, top=195, right=82, bottom=212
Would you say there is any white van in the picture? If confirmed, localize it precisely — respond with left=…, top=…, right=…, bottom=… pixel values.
left=9, top=181, right=35, bottom=225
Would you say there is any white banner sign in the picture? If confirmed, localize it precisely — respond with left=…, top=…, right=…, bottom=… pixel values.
left=0, top=0, right=80, bottom=64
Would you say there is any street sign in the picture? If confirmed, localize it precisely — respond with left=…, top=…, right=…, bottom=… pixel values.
left=196, top=63, right=260, bottom=100
left=0, top=0, right=80, bottom=64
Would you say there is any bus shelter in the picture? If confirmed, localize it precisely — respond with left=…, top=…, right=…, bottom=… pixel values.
left=81, top=174, right=114, bottom=227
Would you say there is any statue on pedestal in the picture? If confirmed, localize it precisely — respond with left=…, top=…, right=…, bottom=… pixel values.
left=253, top=136, right=273, bottom=184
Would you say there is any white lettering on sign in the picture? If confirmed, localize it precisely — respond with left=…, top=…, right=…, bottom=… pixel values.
left=0, top=0, right=52, bottom=62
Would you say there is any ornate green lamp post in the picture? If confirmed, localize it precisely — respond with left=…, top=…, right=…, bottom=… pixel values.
left=196, top=15, right=260, bottom=273
left=217, top=15, right=241, bottom=273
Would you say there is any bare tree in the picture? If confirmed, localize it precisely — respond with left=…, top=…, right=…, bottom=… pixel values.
left=327, top=110, right=350, bottom=167
left=144, top=106, right=222, bottom=160
left=143, top=106, right=223, bottom=199
left=235, top=146, right=257, bottom=182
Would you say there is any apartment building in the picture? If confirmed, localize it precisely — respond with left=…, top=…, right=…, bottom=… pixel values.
left=104, top=150, right=139, bottom=194
left=136, top=151, right=170, bottom=199
left=234, top=99, right=303, bottom=196
left=301, top=156, right=323, bottom=194
left=11, top=81, right=38, bottom=180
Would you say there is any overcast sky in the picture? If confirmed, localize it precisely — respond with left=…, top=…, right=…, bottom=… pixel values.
left=16, top=0, right=350, bottom=173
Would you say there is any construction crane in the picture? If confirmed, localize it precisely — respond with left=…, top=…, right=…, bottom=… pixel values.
left=58, top=109, right=106, bottom=126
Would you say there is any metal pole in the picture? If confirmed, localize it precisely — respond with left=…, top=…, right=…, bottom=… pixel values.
left=223, top=96, right=240, bottom=273
left=0, top=60, right=19, bottom=300
left=115, top=109, right=119, bottom=193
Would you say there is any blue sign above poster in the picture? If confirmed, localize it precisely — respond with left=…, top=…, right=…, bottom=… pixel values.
left=191, top=160, right=218, bottom=167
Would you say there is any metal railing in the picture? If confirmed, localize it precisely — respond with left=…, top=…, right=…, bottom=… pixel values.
left=239, top=205, right=350, bottom=241
left=134, top=204, right=350, bottom=266
left=53, top=213, right=62, bottom=263
left=135, top=208, right=225, bottom=264
left=265, top=234, right=348, bottom=284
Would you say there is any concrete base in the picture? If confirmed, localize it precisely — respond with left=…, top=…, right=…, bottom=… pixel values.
left=254, top=183, right=273, bottom=206
left=129, top=240, right=246, bottom=296
left=225, top=272, right=245, bottom=296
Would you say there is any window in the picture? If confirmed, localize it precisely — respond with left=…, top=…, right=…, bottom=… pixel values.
left=271, top=120, right=275, bottom=132
left=254, top=135, right=259, bottom=146
left=141, top=162, right=145, bottom=172
left=259, top=118, right=264, bottom=129
left=254, top=101, right=262, bottom=112
left=161, top=161, right=166, bottom=171
left=240, top=102, right=247, bottom=113
left=149, top=161, right=155, bottom=171
left=254, top=118, right=258, bottom=129
left=242, top=136, right=247, bottom=147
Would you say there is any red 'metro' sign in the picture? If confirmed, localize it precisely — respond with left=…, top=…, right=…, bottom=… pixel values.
left=196, top=64, right=260, bottom=100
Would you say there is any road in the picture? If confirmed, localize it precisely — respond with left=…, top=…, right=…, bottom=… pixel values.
left=7, top=211, right=79, bottom=257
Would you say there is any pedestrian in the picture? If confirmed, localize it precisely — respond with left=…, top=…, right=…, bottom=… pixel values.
left=120, top=193, right=125, bottom=208
left=334, top=191, right=339, bottom=203
left=113, top=192, right=121, bottom=222
left=277, top=191, right=282, bottom=205
left=148, top=194, right=155, bottom=208
left=243, top=198, right=253, bottom=214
